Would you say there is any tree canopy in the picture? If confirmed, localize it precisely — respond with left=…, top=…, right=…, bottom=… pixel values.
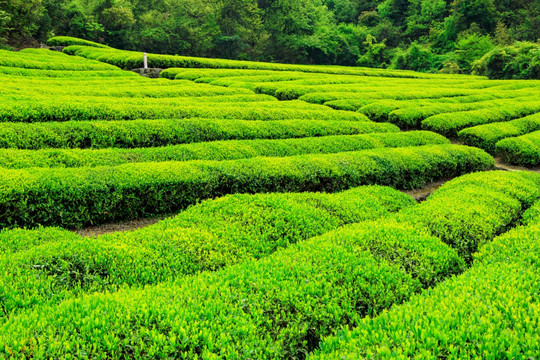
left=1, top=0, right=539, bottom=77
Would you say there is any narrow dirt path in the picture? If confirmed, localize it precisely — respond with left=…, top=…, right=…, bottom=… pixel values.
left=401, top=179, right=449, bottom=202
left=494, top=157, right=540, bottom=173
left=74, top=160, right=538, bottom=238
left=75, top=214, right=172, bottom=237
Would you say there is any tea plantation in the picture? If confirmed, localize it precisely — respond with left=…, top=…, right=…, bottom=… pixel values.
left=0, top=37, right=538, bottom=359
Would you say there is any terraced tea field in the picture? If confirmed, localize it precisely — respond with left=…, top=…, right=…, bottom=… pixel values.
left=0, top=37, right=539, bottom=358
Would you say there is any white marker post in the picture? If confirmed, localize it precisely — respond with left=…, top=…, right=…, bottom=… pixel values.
left=143, top=52, right=148, bottom=69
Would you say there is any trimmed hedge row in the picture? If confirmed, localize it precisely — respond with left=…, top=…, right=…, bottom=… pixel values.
left=387, top=97, right=539, bottom=129
left=0, top=222, right=441, bottom=358
left=421, top=102, right=540, bottom=137
left=257, top=83, right=478, bottom=101
left=161, top=68, right=295, bottom=80
left=495, top=130, right=540, bottom=166
left=0, top=186, right=415, bottom=317
left=46, top=36, right=111, bottom=48
left=0, top=131, right=449, bottom=168
left=1, top=171, right=535, bottom=359
left=395, top=170, right=540, bottom=262
left=324, top=99, right=375, bottom=111
left=8, top=83, right=258, bottom=99
left=0, top=144, right=494, bottom=228
left=0, top=119, right=399, bottom=150
left=297, top=85, right=532, bottom=105
left=0, top=66, right=138, bottom=78
left=0, top=98, right=369, bottom=122
left=4, top=78, right=256, bottom=99
left=62, top=44, right=465, bottom=79
left=312, top=201, right=540, bottom=359
left=354, top=94, right=512, bottom=122
left=296, top=88, right=482, bottom=105
left=458, top=113, right=540, bottom=153
left=0, top=49, right=119, bottom=71
left=522, top=200, right=540, bottom=225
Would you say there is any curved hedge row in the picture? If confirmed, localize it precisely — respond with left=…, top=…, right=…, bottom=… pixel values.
left=296, top=88, right=483, bottom=105
left=387, top=97, right=539, bottom=129
left=258, top=83, right=477, bottom=101
left=0, top=49, right=119, bottom=71
left=522, top=200, right=540, bottom=225
left=1, top=171, right=535, bottom=359
left=11, top=83, right=257, bottom=99
left=356, top=98, right=466, bottom=123
left=0, top=132, right=449, bottom=168
left=458, top=113, right=540, bottom=153
left=0, top=186, right=414, bottom=317
left=0, top=145, right=494, bottom=228
left=296, top=84, right=533, bottom=105
left=312, top=200, right=540, bottom=359
left=46, top=36, right=111, bottom=49
left=0, top=222, right=444, bottom=358
left=323, top=99, right=375, bottom=111
left=61, top=44, right=461, bottom=79
left=495, top=130, right=540, bottom=166
left=421, top=102, right=540, bottom=137
left=161, top=68, right=291, bottom=80
left=0, top=98, right=369, bottom=123
left=3, top=76, right=257, bottom=97
left=0, top=66, right=137, bottom=78
left=395, top=170, right=540, bottom=262
left=0, top=119, right=398, bottom=150
left=354, top=93, right=524, bottom=122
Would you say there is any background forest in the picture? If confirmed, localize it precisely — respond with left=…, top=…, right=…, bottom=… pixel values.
left=1, top=0, right=539, bottom=77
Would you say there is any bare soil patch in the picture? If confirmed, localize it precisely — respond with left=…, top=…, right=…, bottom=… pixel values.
left=75, top=214, right=172, bottom=237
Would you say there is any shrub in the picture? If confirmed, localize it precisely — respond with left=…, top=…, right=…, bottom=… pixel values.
left=0, top=119, right=399, bottom=150
left=458, top=113, right=540, bottom=153
left=0, top=131, right=449, bottom=168
left=472, top=41, right=540, bottom=79
left=3, top=171, right=536, bottom=359
left=395, top=170, right=540, bottom=262
left=312, top=213, right=540, bottom=359
left=0, top=186, right=415, bottom=317
left=0, top=49, right=118, bottom=71
left=46, top=36, right=111, bottom=49
left=0, top=145, right=494, bottom=228
left=421, top=102, right=540, bottom=137
left=495, top=130, right=540, bottom=166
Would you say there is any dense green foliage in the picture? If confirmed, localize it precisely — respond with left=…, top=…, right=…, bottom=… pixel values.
left=495, top=130, right=540, bottom=166
left=0, top=186, right=414, bottom=317
left=61, top=44, right=449, bottom=79
left=0, top=144, right=493, bottom=229
left=396, top=170, right=540, bottom=262
left=1, top=171, right=537, bottom=358
left=0, top=119, right=397, bottom=150
left=45, top=35, right=110, bottom=48
left=312, top=197, right=540, bottom=359
left=2, top=0, right=540, bottom=78
left=1, top=29, right=540, bottom=360
left=458, top=112, right=540, bottom=153
left=473, top=42, right=540, bottom=79
left=0, top=131, right=448, bottom=168
left=421, top=101, right=540, bottom=137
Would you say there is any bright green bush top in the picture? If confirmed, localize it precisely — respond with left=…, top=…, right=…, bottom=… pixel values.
left=46, top=36, right=111, bottom=49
